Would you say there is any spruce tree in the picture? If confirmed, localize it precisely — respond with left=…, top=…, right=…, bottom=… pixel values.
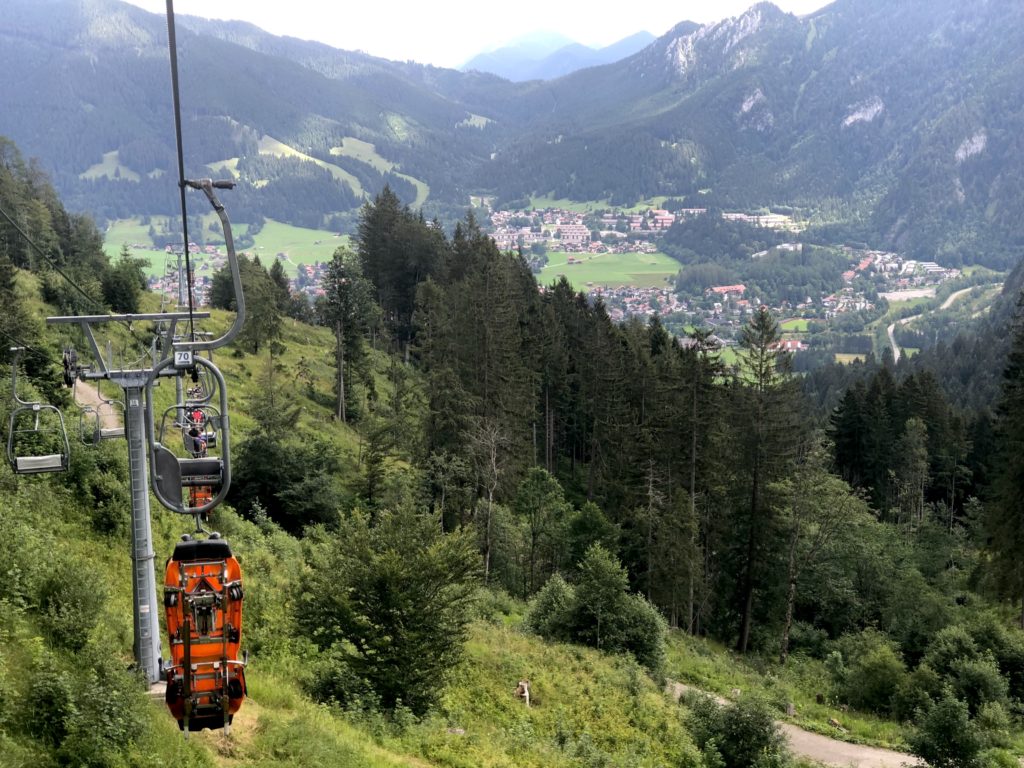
left=985, top=294, right=1024, bottom=626
left=731, top=307, right=802, bottom=653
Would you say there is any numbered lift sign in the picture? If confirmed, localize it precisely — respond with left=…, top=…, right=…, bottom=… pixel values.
left=174, top=350, right=194, bottom=369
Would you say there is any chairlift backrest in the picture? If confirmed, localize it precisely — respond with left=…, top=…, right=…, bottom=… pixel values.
left=7, top=349, right=71, bottom=475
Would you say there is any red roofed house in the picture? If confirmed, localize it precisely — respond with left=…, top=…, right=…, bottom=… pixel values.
left=770, top=339, right=808, bottom=352
left=707, top=284, right=746, bottom=299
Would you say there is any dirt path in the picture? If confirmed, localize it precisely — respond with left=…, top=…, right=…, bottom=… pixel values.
left=73, top=381, right=123, bottom=431
left=667, top=682, right=914, bottom=768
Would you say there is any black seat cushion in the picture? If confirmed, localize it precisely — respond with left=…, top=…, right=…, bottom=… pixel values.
left=172, top=538, right=233, bottom=562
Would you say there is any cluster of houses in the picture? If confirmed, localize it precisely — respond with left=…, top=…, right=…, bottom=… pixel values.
left=586, top=286, right=685, bottom=322
left=839, top=249, right=960, bottom=286
left=488, top=204, right=802, bottom=255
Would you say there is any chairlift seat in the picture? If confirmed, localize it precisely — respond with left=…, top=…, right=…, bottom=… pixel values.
left=14, top=454, right=67, bottom=473
left=99, top=427, right=125, bottom=439
left=180, top=458, right=222, bottom=486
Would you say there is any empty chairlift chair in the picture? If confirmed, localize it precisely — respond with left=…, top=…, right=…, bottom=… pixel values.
left=79, top=396, right=126, bottom=445
left=7, top=349, right=70, bottom=474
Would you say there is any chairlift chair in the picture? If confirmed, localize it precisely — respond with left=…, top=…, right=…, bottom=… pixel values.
left=147, top=356, right=231, bottom=515
left=162, top=533, right=247, bottom=733
left=79, top=397, right=126, bottom=445
left=7, top=348, right=71, bottom=474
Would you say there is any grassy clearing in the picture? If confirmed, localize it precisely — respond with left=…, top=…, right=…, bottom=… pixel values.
left=780, top=318, right=810, bottom=332
left=331, top=138, right=431, bottom=210
left=530, top=196, right=605, bottom=214
left=538, top=251, right=679, bottom=290
left=458, top=113, right=493, bottom=128
left=208, top=157, right=241, bottom=179
left=259, top=135, right=363, bottom=197
left=331, top=137, right=396, bottom=173
left=835, top=353, right=865, bottom=364
left=80, top=149, right=141, bottom=181
left=247, top=220, right=348, bottom=272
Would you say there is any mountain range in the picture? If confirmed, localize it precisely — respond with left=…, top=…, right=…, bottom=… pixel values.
left=2, top=0, right=1024, bottom=267
left=461, top=31, right=656, bottom=81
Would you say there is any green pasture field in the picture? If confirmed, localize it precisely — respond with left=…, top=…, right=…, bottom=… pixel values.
left=207, top=157, right=240, bottom=178
left=835, top=353, right=866, bottom=364
left=885, top=294, right=931, bottom=308
left=103, top=217, right=349, bottom=278
left=780, top=318, right=810, bottom=331
left=530, top=196, right=605, bottom=213
left=79, top=150, right=142, bottom=182
left=538, top=250, right=680, bottom=290
left=530, top=195, right=672, bottom=214
left=259, top=134, right=364, bottom=197
left=330, top=137, right=429, bottom=208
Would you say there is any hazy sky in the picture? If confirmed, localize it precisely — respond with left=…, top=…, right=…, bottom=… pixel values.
left=121, top=0, right=830, bottom=69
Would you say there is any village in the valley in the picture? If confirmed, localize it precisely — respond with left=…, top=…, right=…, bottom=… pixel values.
left=144, top=202, right=962, bottom=348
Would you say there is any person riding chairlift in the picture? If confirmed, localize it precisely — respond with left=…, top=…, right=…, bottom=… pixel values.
left=187, top=424, right=207, bottom=458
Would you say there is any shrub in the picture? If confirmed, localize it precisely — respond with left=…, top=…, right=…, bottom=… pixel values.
left=21, top=661, right=75, bottom=747
left=895, top=662, right=942, bottom=720
left=525, top=545, right=668, bottom=673
left=686, top=693, right=787, bottom=768
left=924, top=625, right=980, bottom=678
left=950, top=655, right=1008, bottom=716
left=305, top=644, right=377, bottom=712
left=472, top=586, right=520, bottom=624
left=296, top=507, right=478, bottom=715
left=974, top=702, right=1012, bottom=749
left=524, top=574, right=575, bottom=641
left=37, top=558, right=107, bottom=651
left=58, top=653, right=147, bottom=767
left=842, top=639, right=908, bottom=715
left=616, top=594, right=668, bottom=676
left=910, top=690, right=982, bottom=768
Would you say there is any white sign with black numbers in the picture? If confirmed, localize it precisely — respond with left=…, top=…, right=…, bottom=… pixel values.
left=174, top=350, right=193, bottom=368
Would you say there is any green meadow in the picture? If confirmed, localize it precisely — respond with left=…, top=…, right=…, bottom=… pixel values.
left=530, top=195, right=673, bottom=214
left=331, top=137, right=430, bottom=209
left=780, top=318, right=810, bottom=332
left=103, top=217, right=350, bottom=279
left=538, top=250, right=680, bottom=290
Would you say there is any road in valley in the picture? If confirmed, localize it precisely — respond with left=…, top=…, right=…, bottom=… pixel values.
left=887, top=286, right=979, bottom=364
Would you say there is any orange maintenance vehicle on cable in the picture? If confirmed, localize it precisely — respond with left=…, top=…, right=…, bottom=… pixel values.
left=163, top=534, right=247, bottom=733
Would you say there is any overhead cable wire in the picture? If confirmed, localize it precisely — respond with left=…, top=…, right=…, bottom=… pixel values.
left=0, top=202, right=154, bottom=358
left=165, top=0, right=196, bottom=342
left=0, top=202, right=106, bottom=311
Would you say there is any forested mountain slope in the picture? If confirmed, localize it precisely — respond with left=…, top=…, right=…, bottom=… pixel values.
left=4, top=0, right=1024, bottom=265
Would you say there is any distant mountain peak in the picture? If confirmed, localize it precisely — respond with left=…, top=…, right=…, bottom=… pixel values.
left=663, top=2, right=788, bottom=77
left=462, top=29, right=655, bottom=81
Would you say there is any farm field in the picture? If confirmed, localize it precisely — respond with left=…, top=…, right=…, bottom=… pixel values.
left=538, top=250, right=680, bottom=290
left=103, top=217, right=349, bottom=278
left=780, top=318, right=810, bottom=331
